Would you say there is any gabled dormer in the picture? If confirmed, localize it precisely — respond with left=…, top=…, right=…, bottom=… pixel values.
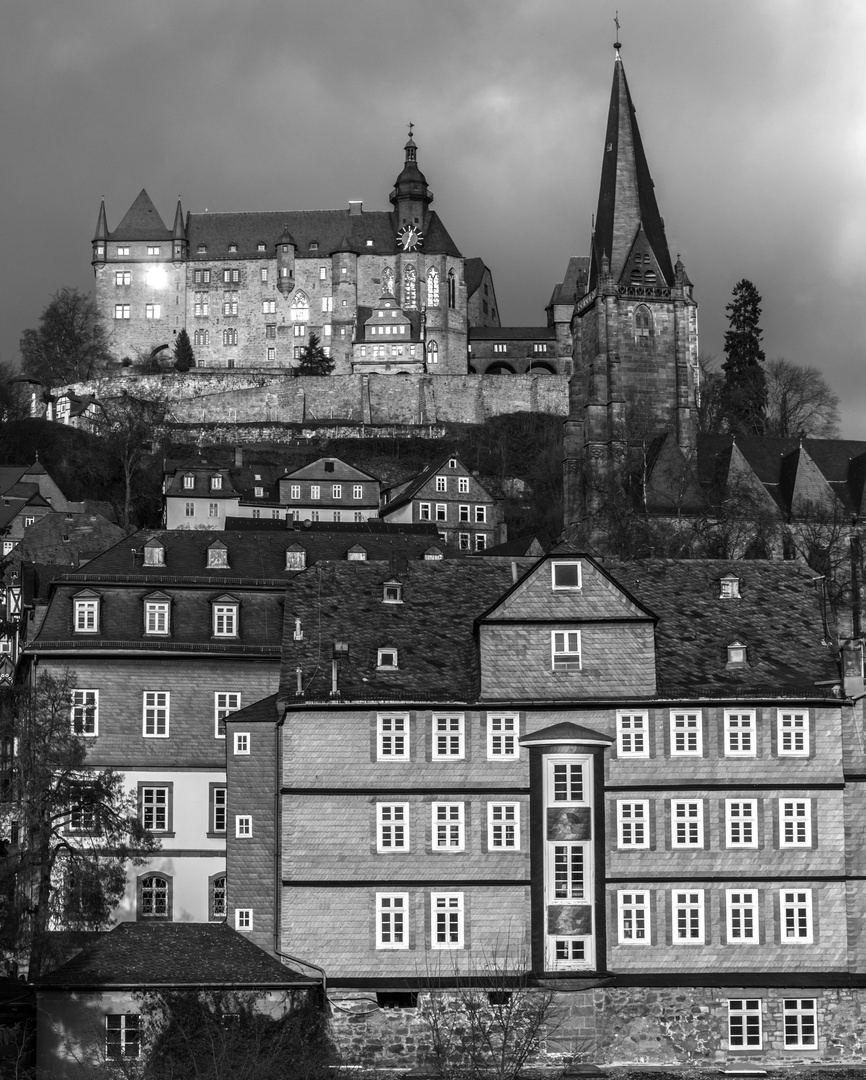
left=143, top=537, right=166, bottom=567
left=206, top=540, right=229, bottom=569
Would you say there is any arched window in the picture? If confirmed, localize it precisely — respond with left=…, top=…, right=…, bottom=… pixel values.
left=291, top=292, right=310, bottom=322
left=447, top=269, right=456, bottom=308
left=427, top=268, right=440, bottom=307
left=644, top=268, right=657, bottom=285
left=194, top=329, right=209, bottom=347
left=426, top=340, right=439, bottom=366
left=382, top=267, right=395, bottom=295
left=635, top=305, right=652, bottom=343
left=138, top=874, right=171, bottom=920
left=210, top=874, right=227, bottom=921
left=403, top=265, right=417, bottom=308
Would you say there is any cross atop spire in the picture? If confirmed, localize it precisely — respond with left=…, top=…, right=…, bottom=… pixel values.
left=614, top=9, right=621, bottom=53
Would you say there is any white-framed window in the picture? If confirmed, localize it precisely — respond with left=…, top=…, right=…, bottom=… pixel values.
left=432, top=714, right=464, bottom=759
left=142, top=692, right=169, bottom=737
left=353, top=484, right=363, bottom=499
left=140, top=785, right=170, bottom=832
left=377, top=647, right=398, bottom=669
left=432, top=802, right=465, bottom=851
left=210, top=786, right=226, bottom=834
left=435, top=503, right=447, bottom=521
left=419, top=502, right=431, bottom=520
left=235, top=815, right=252, bottom=838
left=310, top=485, right=320, bottom=500
left=672, top=890, right=704, bottom=943
left=185, top=502, right=195, bottom=517
left=114, top=304, right=130, bottom=319
left=285, top=548, right=305, bottom=570
left=458, top=533, right=470, bottom=550
left=207, top=545, right=228, bottom=569
left=488, top=803, right=519, bottom=849
left=474, top=534, right=487, bottom=551
left=778, top=710, right=809, bottom=756
left=475, top=505, right=486, bottom=523
left=435, top=476, right=447, bottom=493
left=235, top=908, right=253, bottom=931
left=725, top=799, right=758, bottom=847
left=783, top=998, right=818, bottom=1049
left=105, top=1015, right=140, bottom=1061
left=779, top=800, right=811, bottom=847
left=145, top=303, right=161, bottom=319
left=331, top=484, right=341, bottom=499
left=617, top=712, right=649, bottom=757
left=487, top=713, right=519, bottom=759
left=234, top=732, right=250, bottom=755
left=725, top=710, right=756, bottom=756
left=458, top=477, right=469, bottom=493
left=183, top=474, right=195, bottom=489
left=377, top=714, right=409, bottom=760
left=74, top=598, right=100, bottom=633
left=671, top=800, right=703, bottom=847
left=289, top=484, right=301, bottom=500
left=210, top=475, right=222, bottom=491
left=143, top=544, right=165, bottom=567
left=144, top=601, right=170, bottom=635
left=214, top=692, right=241, bottom=738
left=728, top=999, right=762, bottom=1049
left=551, top=938, right=589, bottom=967
left=670, top=711, right=702, bottom=756
left=377, top=804, right=409, bottom=852
left=551, top=630, right=581, bottom=671
left=551, top=560, right=581, bottom=590
left=726, top=890, right=759, bottom=943
left=617, top=800, right=649, bottom=848
left=213, top=602, right=238, bottom=637
left=617, top=890, right=650, bottom=942
left=71, top=690, right=98, bottom=736
left=376, top=893, right=408, bottom=949
left=548, top=758, right=586, bottom=804
left=147, top=246, right=160, bottom=255
left=780, top=889, right=813, bottom=942
left=459, top=504, right=470, bottom=522
left=550, top=843, right=589, bottom=901
left=431, top=892, right=463, bottom=949
left=209, top=503, right=219, bottom=517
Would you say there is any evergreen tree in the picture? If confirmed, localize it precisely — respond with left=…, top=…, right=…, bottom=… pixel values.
left=721, top=279, right=767, bottom=436
left=173, top=328, right=195, bottom=372
left=296, top=333, right=334, bottom=376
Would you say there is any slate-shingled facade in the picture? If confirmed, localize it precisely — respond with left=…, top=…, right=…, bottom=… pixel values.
left=224, top=553, right=866, bottom=1068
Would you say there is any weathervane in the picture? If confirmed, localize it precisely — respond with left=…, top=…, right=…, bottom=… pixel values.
left=614, top=11, right=622, bottom=54
left=408, top=120, right=414, bottom=139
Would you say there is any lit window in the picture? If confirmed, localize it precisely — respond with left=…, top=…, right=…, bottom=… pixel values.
left=431, top=892, right=463, bottom=949
left=617, top=801, right=649, bottom=848
left=144, top=600, right=170, bottom=635
left=378, top=714, right=409, bottom=759
left=142, top=692, right=169, bottom=737
left=672, top=890, right=704, bottom=943
left=671, top=800, right=703, bottom=847
left=551, top=630, right=581, bottom=671
left=285, top=547, right=306, bottom=570
left=347, top=546, right=366, bottom=561
left=143, top=542, right=165, bottom=567
left=725, top=711, right=756, bottom=756
left=267, top=348, right=275, bottom=362
left=728, top=1000, right=762, bottom=1049
left=617, top=891, right=650, bottom=942
left=488, top=803, right=519, bottom=849
left=235, top=909, right=253, bottom=931
left=147, top=246, right=160, bottom=256
left=783, top=999, right=817, bottom=1049
left=377, top=804, right=409, bottom=852
left=487, top=713, right=518, bottom=758
left=193, top=269, right=211, bottom=284
left=194, top=293, right=209, bottom=317
left=262, top=299, right=276, bottom=314
left=114, top=304, right=130, bottom=320
left=376, top=893, right=408, bottom=949
left=183, top=475, right=194, bottom=489
left=235, top=815, right=252, bottom=838
left=778, top=710, right=809, bottom=756
left=223, top=328, right=238, bottom=346
left=116, top=245, right=130, bottom=256
left=726, top=890, right=758, bottom=943
left=670, top=712, right=702, bottom=755
left=214, top=692, right=241, bottom=739
left=145, top=304, right=161, bottom=319
left=494, top=343, right=507, bottom=353
left=779, top=800, right=811, bottom=847
left=432, top=714, right=464, bottom=759
left=74, top=597, right=100, bottom=633
left=319, top=266, right=327, bottom=279
left=105, top=1015, right=140, bottom=1060
left=71, top=690, right=98, bottom=736
left=213, top=601, right=238, bottom=637
left=725, top=800, right=758, bottom=848
left=223, top=268, right=240, bottom=284
left=426, top=340, right=438, bottom=364
left=139, top=785, right=171, bottom=832
left=427, top=268, right=440, bottom=306
left=115, top=271, right=131, bottom=286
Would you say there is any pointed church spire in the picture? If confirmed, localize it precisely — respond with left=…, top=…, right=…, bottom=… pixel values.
left=171, top=199, right=186, bottom=240
left=588, top=46, right=674, bottom=290
left=93, top=198, right=108, bottom=242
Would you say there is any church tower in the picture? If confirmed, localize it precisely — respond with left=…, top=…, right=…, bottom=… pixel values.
left=563, top=43, right=699, bottom=532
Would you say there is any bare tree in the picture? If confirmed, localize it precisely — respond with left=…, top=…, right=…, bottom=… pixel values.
left=764, top=357, right=841, bottom=438
left=19, top=287, right=113, bottom=386
left=695, top=353, right=726, bottom=436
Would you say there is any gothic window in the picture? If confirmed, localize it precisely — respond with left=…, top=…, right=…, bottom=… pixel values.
left=644, top=268, right=657, bottom=285
left=403, top=265, right=417, bottom=308
left=383, top=267, right=395, bottom=295
left=447, top=269, right=456, bottom=308
left=426, top=340, right=439, bottom=366
left=635, top=306, right=652, bottom=343
left=427, top=268, right=440, bottom=307
left=291, top=292, right=310, bottom=323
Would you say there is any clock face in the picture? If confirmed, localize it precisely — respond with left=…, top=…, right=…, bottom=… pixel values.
left=397, top=224, right=423, bottom=251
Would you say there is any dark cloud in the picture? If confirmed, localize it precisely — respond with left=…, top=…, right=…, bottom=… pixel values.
left=3, top=1, right=864, bottom=433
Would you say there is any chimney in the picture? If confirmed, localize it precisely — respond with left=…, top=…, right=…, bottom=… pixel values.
left=349, top=201, right=363, bottom=216
left=234, top=446, right=243, bottom=468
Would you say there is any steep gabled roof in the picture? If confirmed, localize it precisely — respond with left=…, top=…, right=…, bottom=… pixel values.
left=110, top=189, right=171, bottom=241
left=381, top=453, right=493, bottom=514
left=548, top=256, right=591, bottom=310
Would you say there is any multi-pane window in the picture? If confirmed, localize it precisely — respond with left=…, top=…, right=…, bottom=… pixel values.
left=432, top=715, right=464, bottom=759
left=617, top=891, right=650, bottom=942
left=377, top=804, right=409, bottom=851
left=353, top=484, right=363, bottom=499
left=551, top=843, right=588, bottom=901
left=114, top=304, right=130, bottom=319
left=209, top=503, right=219, bottom=517
left=780, top=889, right=813, bottom=942
left=214, top=692, right=241, bottom=738
left=474, top=534, right=487, bottom=551
left=780, top=800, right=811, bottom=847
left=549, top=759, right=585, bottom=804
left=553, top=938, right=587, bottom=965
left=139, top=874, right=170, bottom=918
left=458, top=533, right=470, bottom=550
left=210, top=875, right=227, bottom=920
left=725, top=711, right=756, bottom=756
left=672, top=890, right=704, bottom=942
left=617, top=712, right=649, bottom=757
left=213, top=603, right=238, bottom=637
left=289, top=484, right=301, bottom=500
left=488, top=803, right=519, bottom=849
left=376, top=893, right=408, bottom=949
left=115, top=271, right=131, bottom=286
left=223, top=268, right=240, bottom=283
left=670, top=712, right=702, bottom=755
left=116, top=245, right=130, bottom=256
left=140, top=786, right=169, bottom=832
left=71, top=689, right=98, bottom=736
left=378, top=714, right=409, bottom=759
left=142, top=692, right=169, bottom=737
left=69, top=784, right=98, bottom=832
left=617, top=801, right=649, bottom=848
left=783, top=999, right=817, bottom=1049
left=310, top=485, right=320, bottom=500
left=147, top=246, right=161, bottom=256
left=671, top=800, right=703, bottom=847
left=235, top=909, right=253, bottom=931
left=475, top=506, right=486, bottom=523
left=551, top=630, right=581, bottom=671
left=432, top=803, right=465, bottom=851
left=418, top=502, right=431, bottom=520
left=435, top=503, right=447, bottom=521
left=726, top=800, right=758, bottom=847
left=488, top=714, right=518, bottom=758
left=105, top=1015, right=140, bottom=1060
left=332, top=484, right=342, bottom=499
left=211, top=787, right=226, bottom=834
left=144, top=601, right=170, bottom=635
left=728, top=1000, right=762, bottom=1049
left=459, top=504, right=470, bottom=522
left=234, top=732, right=250, bottom=755
left=74, top=598, right=99, bottom=633
left=778, top=710, right=809, bottom=756
left=223, top=328, right=238, bottom=346
left=193, top=268, right=211, bottom=284
left=458, top=477, right=469, bottom=493
left=145, top=304, right=161, bottom=319
left=185, top=502, right=195, bottom=517
left=435, top=476, right=447, bottom=492
left=262, top=299, right=276, bottom=314
left=726, top=890, right=758, bottom=943
left=431, top=892, right=463, bottom=949
left=235, top=815, right=252, bottom=838
left=194, top=292, right=209, bottom=316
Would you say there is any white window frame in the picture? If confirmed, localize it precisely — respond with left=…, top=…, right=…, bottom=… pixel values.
left=140, top=785, right=170, bottom=832
left=435, top=476, right=447, bottom=493
left=235, top=815, right=252, bottom=838
left=71, top=689, right=99, bottom=737
left=616, top=711, right=649, bottom=757
left=550, top=937, right=591, bottom=969
left=779, top=799, right=812, bottom=847
left=725, top=799, right=758, bottom=848
left=214, top=692, right=241, bottom=739
left=728, top=999, right=762, bottom=1049
left=211, top=787, right=226, bottom=834
left=213, top=603, right=238, bottom=637
left=778, top=710, right=809, bottom=756
left=432, top=714, right=464, bottom=760
left=377, top=647, right=398, bottom=669
left=431, top=892, right=464, bottom=949
left=549, top=842, right=590, bottom=902
left=724, top=710, right=756, bottom=757
left=435, top=503, right=447, bottom=521
left=377, top=714, right=409, bottom=760
left=780, top=889, right=813, bottom=943
left=670, top=711, right=702, bottom=756
left=105, top=1015, right=140, bottom=1061
left=235, top=908, right=253, bottom=931
left=144, top=601, right=170, bottom=635
left=376, top=892, right=409, bottom=949
left=670, top=800, right=704, bottom=847
left=290, top=484, right=301, bottom=500
left=551, top=630, right=581, bottom=671
left=783, top=998, right=818, bottom=1049
left=617, top=890, right=651, bottom=943
left=418, top=502, right=431, bottom=520
left=487, top=713, right=519, bottom=759
left=353, top=484, right=363, bottom=499
left=617, top=800, right=650, bottom=849
left=310, top=485, right=320, bottom=500
left=458, top=504, right=470, bottom=522
left=234, top=732, right=250, bottom=755
left=142, top=692, right=169, bottom=738
left=487, top=802, right=520, bottom=849
left=74, top=598, right=99, bottom=633
left=377, top=803, right=409, bottom=852
left=551, top=560, right=582, bottom=591
left=547, top=758, right=587, bottom=805
left=672, top=890, right=705, bottom=943
left=432, top=802, right=465, bottom=851
left=726, top=889, right=759, bottom=943
left=475, top=505, right=486, bottom=523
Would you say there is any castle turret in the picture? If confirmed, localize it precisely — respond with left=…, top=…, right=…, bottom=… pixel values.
left=276, top=224, right=296, bottom=295
left=171, top=200, right=187, bottom=263
left=389, top=128, right=433, bottom=241
left=92, top=199, right=108, bottom=265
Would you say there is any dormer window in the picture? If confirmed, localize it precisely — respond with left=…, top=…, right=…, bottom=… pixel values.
left=552, top=561, right=581, bottom=591
left=207, top=542, right=229, bottom=569
left=183, top=475, right=194, bottom=489
left=423, top=547, right=444, bottom=561
left=210, top=476, right=222, bottom=492
left=347, top=546, right=367, bottom=562
left=309, top=241, right=318, bottom=251
left=383, top=582, right=403, bottom=604
left=212, top=596, right=239, bottom=637
left=228, top=243, right=238, bottom=253
left=254, top=487, right=264, bottom=498
left=720, top=575, right=741, bottom=600
left=197, top=245, right=207, bottom=254
left=257, top=243, right=266, bottom=252
left=285, top=546, right=306, bottom=571
left=449, top=458, right=457, bottom=469
left=143, top=540, right=166, bottom=567
left=378, top=648, right=398, bottom=670
left=73, top=592, right=100, bottom=634
left=727, top=640, right=749, bottom=666
left=144, top=593, right=171, bottom=636
left=325, top=461, right=335, bottom=473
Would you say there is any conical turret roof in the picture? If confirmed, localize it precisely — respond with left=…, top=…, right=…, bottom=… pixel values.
left=111, top=189, right=171, bottom=241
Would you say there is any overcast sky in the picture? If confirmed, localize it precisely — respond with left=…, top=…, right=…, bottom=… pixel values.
left=3, top=1, right=865, bottom=435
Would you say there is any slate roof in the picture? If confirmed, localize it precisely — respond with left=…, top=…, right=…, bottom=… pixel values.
left=13, top=513, right=125, bottom=566
left=471, top=534, right=545, bottom=557
left=548, top=255, right=590, bottom=309
left=380, top=453, right=493, bottom=514
left=0, top=467, right=28, bottom=495
left=468, top=326, right=555, bottom=342
left=280, top=456, right=380, bottom=483
left=109, top=190, right=171, bottom=242
left=278, top=560, right=516, bottom=704
left=36, top=922, right=316, bottom=989
left=464, top=257, right=488, bottom=298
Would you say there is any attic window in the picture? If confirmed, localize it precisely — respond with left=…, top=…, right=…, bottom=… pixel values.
left=257, top=243, right=266, bottom=252
left=378, top=648, right=398, bottom=670
left=366, top=239, right=374, bottom=247
left=727, top=641, right=749, bottom=666
left=720, top=575, right=741, bottom=600
left=197, top=245, right=207, bottom=253
left=449, top=458, right=457, bottom=469
left=254, top=487, right=264, bottom=498
left=347, top=546, right=367, bottom=561
left=383, top=582, right=403, bottom=604
left=207, top=543, right=229, bottom=569
left=210, top=476, right=222, bottom=491
left=143, top=541, right=165, bottom=567
left=183, top=475, right=194, bottom=489
left=285, top=547, right=306, bottom=571
left=423, top=547, right=444, bottom=561
left=309, top=241, right=318, bottom=251
left=552, top=560, right=581, bottom=591
left=325, top=461, right=335, bottom=473
left=228, top=244, right=238, bottom=253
